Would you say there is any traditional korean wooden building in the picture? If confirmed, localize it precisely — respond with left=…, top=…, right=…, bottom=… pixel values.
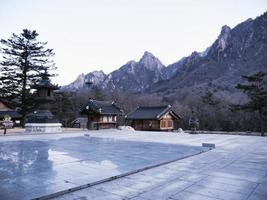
left=81, top=99, right=124, bottom=130
left=126, top=105, right=181, bottom=131
left=0, top=99, right=22, bottom=126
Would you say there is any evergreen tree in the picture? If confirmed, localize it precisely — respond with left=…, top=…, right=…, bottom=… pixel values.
left=0, top=29, right=56, bottom=125
left=89, top=86, right=105, bottom=100
left=202, top=91, right=220, bottom=106
left=231, top=72, right=267, bottom=136
left=52, top=92, right=77, bottom=127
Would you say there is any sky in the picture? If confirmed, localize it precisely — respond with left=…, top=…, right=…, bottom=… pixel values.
left=0, top=0, right=266, bottom=86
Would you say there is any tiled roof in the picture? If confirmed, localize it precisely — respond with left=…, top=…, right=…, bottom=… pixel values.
left=126, top=105, right=181, bottom=120
left=81, top=99, right=124, bottom=115
left=0, top=99, right=12, bottom=109
left=0, top=111, right=22, bottom=119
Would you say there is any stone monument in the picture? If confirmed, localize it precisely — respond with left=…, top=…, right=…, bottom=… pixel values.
left=25, top=70, right=62, bottom=133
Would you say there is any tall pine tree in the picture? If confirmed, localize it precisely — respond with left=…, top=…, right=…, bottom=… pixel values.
left=231, top=72, right=267, bottom=136
left=0, top=29, right=56, bottom=126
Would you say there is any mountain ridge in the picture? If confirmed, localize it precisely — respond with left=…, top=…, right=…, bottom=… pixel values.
left=62, top=11, right=267, bottom=100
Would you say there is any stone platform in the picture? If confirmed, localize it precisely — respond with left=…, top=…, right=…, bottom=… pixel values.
left=25, top=123, right=62, bottom=133
left=0, top=130, right=266, bottom=200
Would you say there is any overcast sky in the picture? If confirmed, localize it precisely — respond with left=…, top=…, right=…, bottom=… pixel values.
left=0, top=0, right=266, bottom=85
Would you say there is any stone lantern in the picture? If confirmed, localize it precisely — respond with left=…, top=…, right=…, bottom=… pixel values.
left=2, top=115, right=13, bottom=135
left=25, top=70, right=62, bottom=133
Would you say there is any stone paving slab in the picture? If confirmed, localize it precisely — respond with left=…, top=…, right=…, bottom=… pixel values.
left=200, top=176, right=259, bottom=188
left=247, top=194, right=267, bottom=200
left=139, top=179, right=194, bottom=200
left=54, top=188, right=124, bottom=200
left=170, top=191, right=220, bottom=200
left=195, top=178, right=255, bottom=195
left=95, top=182, right=143, bottom=198
left=184, top=184, right=248, bottom=200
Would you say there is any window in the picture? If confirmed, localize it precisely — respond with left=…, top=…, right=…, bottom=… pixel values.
left=47, top=89, right=51, bottom=96
left=161, top=120, right=173, bottom=128
left=168, top=120, right=173, bottom=128
left=161, top=121, right=166, bottom=128
left=103, top=116, right=107, bottom=122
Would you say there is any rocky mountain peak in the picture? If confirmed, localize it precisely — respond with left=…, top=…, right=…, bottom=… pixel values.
left=245, top=18, right=253, bottom=23
left=85, top=70, right=106, bottom=85
left=124, top=60, right=138, bottom=69
left=139, top=51, right=165, bottom=70
left=61, top=73, right=85, bottom=90
left=77, top=73, right=85, bottom=79
left=221, top=25, right=231, bottom=34
left=216, top=25, right=231, bottom=51
left=61, top=70, right=107, bottom=91
left=141, top=51, right=155, bottom=58
left=74, top=73, right=85, bottom=84
left=89, top=70, right=105, bottom=77
left=191, top=51, right=200, bottom=58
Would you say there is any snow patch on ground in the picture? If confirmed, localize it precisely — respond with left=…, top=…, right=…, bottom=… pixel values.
left=117, top=126, right=135, bottom=131
left=177, top=128, right=184, bottom=134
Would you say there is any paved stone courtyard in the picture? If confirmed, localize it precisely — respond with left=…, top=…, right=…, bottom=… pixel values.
left=0, top=131, right=204, bottom=200
left=0, top=130, right=267, bottom=200
left=51, top=130, right=267, bottom=200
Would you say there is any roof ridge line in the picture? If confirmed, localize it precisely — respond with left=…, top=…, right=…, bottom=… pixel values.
left=157, top=105, right=172, bottom=119
left=125, top=106, right=139, bottom=118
